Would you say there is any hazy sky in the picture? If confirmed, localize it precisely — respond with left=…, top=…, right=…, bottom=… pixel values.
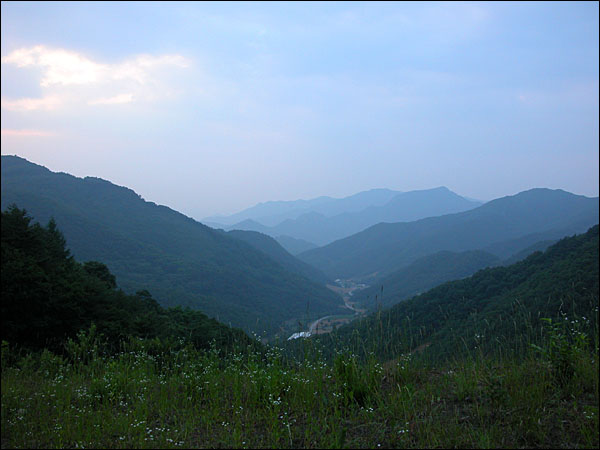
left=2, top=1, right=598, bottom=219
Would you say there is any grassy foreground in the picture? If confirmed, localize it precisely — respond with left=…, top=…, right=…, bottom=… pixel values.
left=2, top=320, right=598, bottom=449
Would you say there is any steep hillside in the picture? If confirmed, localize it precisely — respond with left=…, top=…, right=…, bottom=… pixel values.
left=501, top=239, right=557, bottom=266
left=327, top=225, right=599, bottom=361
left=299, top=188, right=599, bottom=281
left=357, top=250, right=500, bottom=310
left=226, top=229, right=330, bottom=285
left=0, top=156, right=344, bottom=336
left=1, top=206, right=255, bottom=353
left=273, top=235, right=318, bottom=255
left=357, top=239, right=560, bottom=312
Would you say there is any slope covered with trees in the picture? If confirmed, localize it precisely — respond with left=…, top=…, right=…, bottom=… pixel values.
left=325, top=225, right=599, bottom=362
left=299, top=188, right=599, bottom=281
left=357, top=250, right=500, bottom=310
left=273, top=235, right=318, bottom=255
left=2, top=211, right=598, bottom=450
left=1, top=206, right=254, bottom=352
left=0, top=156, right=344, bottom=336
left=226, top=229, right=330, bottom=285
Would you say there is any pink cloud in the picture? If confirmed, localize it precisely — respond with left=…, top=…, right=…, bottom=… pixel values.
left=1, top=96, right=62, bottom=111
left=2, top=45, right=190, bottom=87
left=1, top=129, right=57, bottom=137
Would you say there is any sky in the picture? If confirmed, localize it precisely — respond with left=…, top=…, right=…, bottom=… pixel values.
left=1, top=1, right=598, bottom=219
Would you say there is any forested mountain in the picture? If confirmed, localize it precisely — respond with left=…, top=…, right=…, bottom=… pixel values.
left=203, top=188, right=401, bottom=227
left=357, top=250, right=500, bottom=310
left=220, top=224, right=320, bottom=257
left=1, top=206, right=255, bottom=352
left=222, top=219, right=271, bottom=234
left=0, top=156, right=344, bottom=336
left=299, top=188, right=599, bottom=281
left=500, top=239, right=557, bottom=266
left=357, top=239, right=562, bottom=312
left=273, top=235, right=318, bottom=255
left=482, top=230, right=564, bottom=260
left=222, top=187, right=481, bottom=246
left=325, top=225, right=599, bottom=362
left=226, top=229, right=330, bottom=285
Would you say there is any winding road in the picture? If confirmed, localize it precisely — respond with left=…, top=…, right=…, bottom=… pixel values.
left=288, top=280, right=368, bottom=340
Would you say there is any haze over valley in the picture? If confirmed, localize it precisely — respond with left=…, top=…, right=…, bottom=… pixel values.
left=204, top=186, right=483, bottom=248
left=1, top=2, right=598, bottom=448
left=3, top=155, right=598, bottom=339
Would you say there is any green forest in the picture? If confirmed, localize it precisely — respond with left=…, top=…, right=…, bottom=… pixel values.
left=1, top=205, right=255, bottom=354
left=1, top=156, right=345, bottom=337
left=1, top=206, right=598, bottom=448
left=357, top=249, right=501, bottom=311
left=322, top=225, right=599, bottom=363
left=2, top=3, right=598, bottom=448
left=299, top=188, right=599, bottom=280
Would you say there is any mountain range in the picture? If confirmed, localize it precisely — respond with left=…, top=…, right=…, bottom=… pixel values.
left=210, top=187, right=482, bottom=247
left=0, top=156, right=344, bottom=337
left=298, top=188, right=599, bottom=281
left=3, top=155, right=598, bottom=342
left=203, top=188, right=401, bottom=227
left=327, top=224, right=599, bottom=361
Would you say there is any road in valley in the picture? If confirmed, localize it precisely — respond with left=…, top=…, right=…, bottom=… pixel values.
left=288, top=280, right=367, bottom=340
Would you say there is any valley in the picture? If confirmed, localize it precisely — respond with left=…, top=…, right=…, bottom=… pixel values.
left=289, top=279, right=368, bottom=339
left=1, top=157, right=598, bottom=449
left=2, top=3, right=598, bottom=447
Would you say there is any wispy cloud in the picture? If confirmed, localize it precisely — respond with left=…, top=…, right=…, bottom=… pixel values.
left=1, top=46, right=191, bottom=111
left=2, top=46, right=107, bottom=86
left=1, top=129, right=57, bottom=137
left=88, top=93, right=134, bottom=105
left=1, top=96, right=62, bottom=111
left=1, top=46, right=190, bottom=87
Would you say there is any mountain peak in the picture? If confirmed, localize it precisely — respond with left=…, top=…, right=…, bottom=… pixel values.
left=1, top=155, right=346, bottom=337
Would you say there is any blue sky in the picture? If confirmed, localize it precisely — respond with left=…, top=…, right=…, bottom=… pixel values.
left=1, top=1, right=598, bottom=219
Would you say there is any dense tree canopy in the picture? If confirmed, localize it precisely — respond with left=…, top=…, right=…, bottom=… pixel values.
left=317, top=225, right=599, bottom=362
left=1, top=155, right=344, bottom=337
left=1, top=205, right=256, bottom=353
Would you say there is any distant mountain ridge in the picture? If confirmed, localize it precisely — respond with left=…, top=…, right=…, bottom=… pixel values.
left=0, top=155, right=345, bottom=336
left=298, top=188, right=599, bottom=281
left=225, top=229, right=330, bottom=285
left=203, top=188, right=401, bottom=227
left=273, top=235, right=318, bottom=255
left=214, top=186, right=482, bottom=246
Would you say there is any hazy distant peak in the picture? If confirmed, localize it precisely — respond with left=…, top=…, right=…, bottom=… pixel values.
left=256, top=196, right=333, bottom=207
left=402, top=186, right=460, bottom=195
left=295, top=211, right=327, bottom=220
left=484, top=187, right=596, bottom=208
left=228, top=218, right=270, bottom=233
left=203, top=187, right=403, bottom=227
left=233, top=218, right=263, bottom=226
left=383, top=187, right=481, bottom=209
left=298, top=186, right=599, bottom=280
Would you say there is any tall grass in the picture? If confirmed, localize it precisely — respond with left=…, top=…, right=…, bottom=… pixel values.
left=2, top=309, right=598, bottom=449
